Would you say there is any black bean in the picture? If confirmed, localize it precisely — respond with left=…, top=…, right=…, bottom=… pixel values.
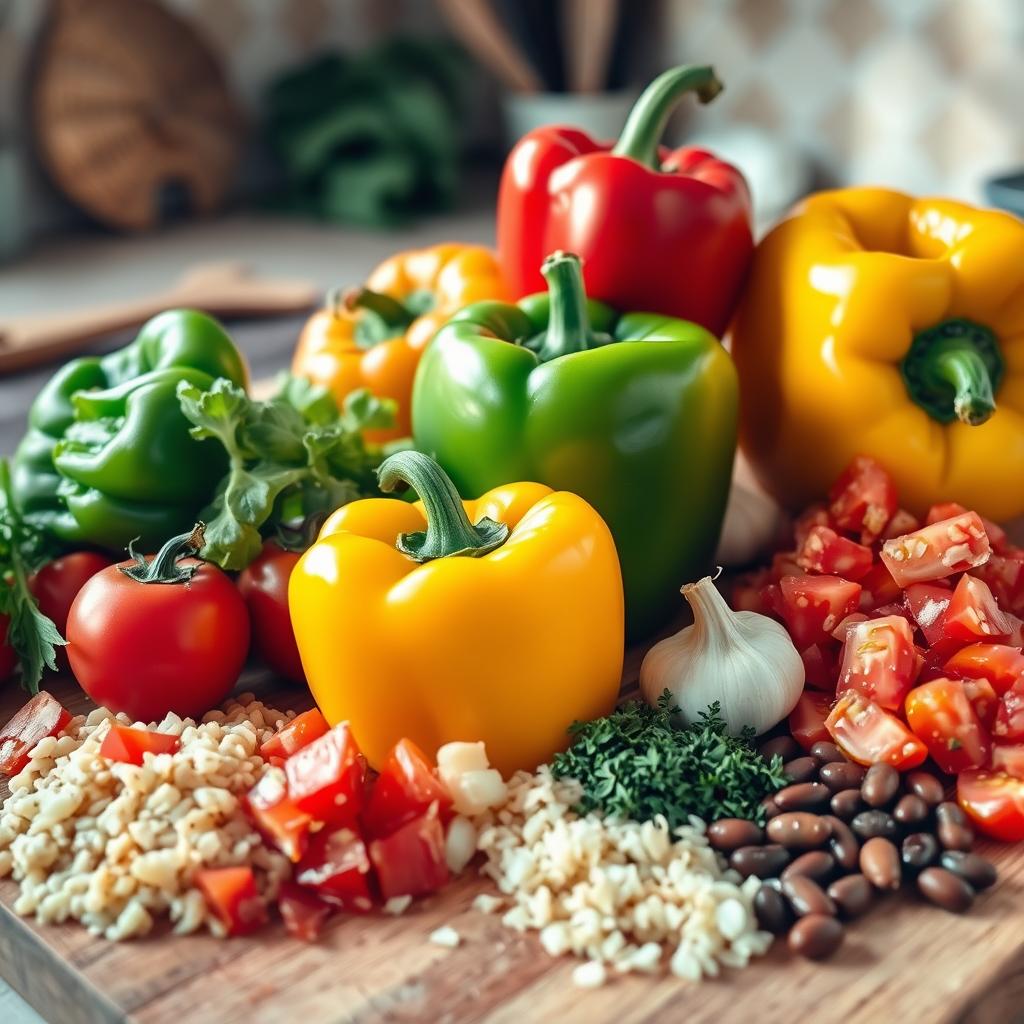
left=830, top=789, right=864, bottom=821
left=906, top=771, right=945, bottom=806
left=809, top=741, right=844, bottom=765
left=781, top=875, right=837, bottom=917
left=708, top=818, right=764, bottom=852
left=901, top=833, right=939, bottom=872
left=774, top=782, right=832, bottom=812
left=859, top=836, right=901, bottom=891
left=937, top=819, right=974, bottom=852
left=766, top=813, right=831, bottom=850
left=851, top=809, right=898, bottom=841
left=861, top=763, right=900, bottom=808
left=893, top=793, right=929, bottom=827
left=782, top=850, right=836, bottom=885
left=754, top=884, right=792, bottom=935
left=788, top=914, right=844, bottom=959
left=730, top=844, right=790, bottom=879
left=782, top=756, right=820, bottom=785
left=936, top=802, right=968, bottom=827
left=823, top=815, right=860, bottom=871
left=760, top=735, right=801, bottom=762
left=940, top=851, right=997, bottom=890
left=917, top=866, right=975, bottom=913
left=818, top=761, right=867, bottom=793
left=827, top=874, right=874, bottom=919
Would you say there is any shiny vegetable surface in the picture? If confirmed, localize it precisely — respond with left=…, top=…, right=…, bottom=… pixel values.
left=237, top=541, right=304, bottom=683
left=0, top=691, right=71, bottom=775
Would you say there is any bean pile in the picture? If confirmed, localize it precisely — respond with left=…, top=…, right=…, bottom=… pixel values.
left=707, top=737, right=998, bottom=961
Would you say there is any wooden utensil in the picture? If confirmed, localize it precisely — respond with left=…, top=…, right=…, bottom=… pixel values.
left=565, top=0, right=619, bottom=93
left=0, top=263, right=319, bottom=374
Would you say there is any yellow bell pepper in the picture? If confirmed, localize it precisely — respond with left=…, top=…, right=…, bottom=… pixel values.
left=292, top=243, right=507, bottom=443
left=289, top=451, right=624, bottom=775
left=731, top=187, right=1024, bottom=520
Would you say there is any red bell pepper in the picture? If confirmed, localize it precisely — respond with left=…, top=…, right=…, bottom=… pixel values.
left=497, top=64, right=753, bottom=337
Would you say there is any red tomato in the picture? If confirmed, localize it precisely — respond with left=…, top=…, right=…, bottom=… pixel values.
left=788, top=690, right=834, bottom=752
left=771, top=551, right=805, bottom=580
left=991, top=745, right=1024, bottom=780
left=880, top=509, right=920, bottom=541
left=903, top=582, right=953, bottom=647
left=793, top=505, right=831, bottom=548
left=836, top=615, right=919, bottom=711
left=0, top=613, right=15, bottom=683
left=368, top=803, right=449, bottom=900
left=944, top=643, right=1024, bottom=695
left=825, top=692, right=927, bottom=769
left=832, top=612, right=868, bottom=642
left=66, top=555, right=250, bottom=722
left=827, top=456, right=898, bottom=543
left=904, top=678, right=991, bottom=773
left=285, top=722, right=365, bottom=824
left=28, top=552, right=112, bottom=638
left=0, top=692, right=72, bottom=775
left=880, top=512, right=991, bottom=588
left=962, top=677, right=999, bottom=730
left=857, top=561, right=902, bottom=611
left=260, top=708, right=330, bottom=762
left=971, top=554, right=1024, bottom=616
left=958, top=769, right=1024, bottom=841
left=277, top=881, right=332, bottom=942
left=99, top=725, right=180, bottom=765
left=362, top=738, right=453, bottom=839
left=925, top=502, right=1009, bottom=553
left=194, top=866, right=267, bottom=936
left=246, top=771, right=312, bottom=862
left=295, top=826, right=375, bottom=912
left=779, top=575, right=862, bottom=649
left=800, top=644, right=838, bottom=691
left=796, top=526, right=873, bottom=580
left=942, top=575, right=1011, bottom=645
left=994, top=682, right=1024, bottom=743
left=237, top=542, right=305, bottom=684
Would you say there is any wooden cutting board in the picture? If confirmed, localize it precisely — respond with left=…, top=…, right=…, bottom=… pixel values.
left=2, top=651, right=1024, bottom=1024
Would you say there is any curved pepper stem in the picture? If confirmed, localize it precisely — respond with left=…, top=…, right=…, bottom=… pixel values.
left=119, top=523, right=205, bottom=584
left=612, top=64, right=723, bottom=169
left=377, top=451, right=508, bottom=562
left=901, top=319, right=1003, bottom=426
left=529, top=252, right=612, bottom=362
left=330, top=287, right=414, bottom=349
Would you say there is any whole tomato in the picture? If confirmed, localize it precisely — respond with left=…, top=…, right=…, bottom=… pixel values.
left=237, top=541, right=305, bottom=683
left=66, top=527, right=250, bottom=722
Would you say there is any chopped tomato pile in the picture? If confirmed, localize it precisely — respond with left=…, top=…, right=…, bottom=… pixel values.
left=734, top=455, right=1024, bottom=841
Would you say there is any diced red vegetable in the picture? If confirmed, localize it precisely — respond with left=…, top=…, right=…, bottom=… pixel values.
left=926, top=502, right=1010, bottom=554
left=944, top=643, right=1024, bottom=695
left=837, top=615, right=919, bottom=711
left=194, top=866, right=267, bottom=936
left=825, top=692, right=927, bottom=770
left=832, top=612, right=868, bottom=642
left=903, top=582, right=953, bottom=648
left=994, top=681, right=1024, bottom=743
left=796, top=526, right=873, bottom=581
left=788, top=690, right=834, bottom=752
left=0, top=692, right=72, bottom=776
left=857, top=561, right=902, bottom=611
left=991, top=744, right=1024, bottom=780
left=295, top=826, right=375, bottom=912
left=368, top=803, right=449, bottom=900
left=904, top=678, right=991, bottom=774
left=285, top=722, right=365, bottom=824
left=778, top=575, right=862, bottom=649
left=277, top=881, right=333, bottom=941
left=793, top=504, right=831, bottom=547
left=827, top=456, right=898, bottom=543
left=771, top=551, right=805, bottom=580
left=362, top=738, right=453, bottom=839
left=880, top=512, right=991, bottom=588
left=879, top=509, right=920, bottom=541
left=942, top=575, right=1012, bottom=645
left=962, top=677, right=999, bottom=730
left=246, top=771, right=312, bottom=863
left=971, top=553, right=1024, bottom=616
left=958, top=769, right=1024, bottom=841
left=260, top=708, right=330, bottom=762
left=99, top=725, right=180, bottom=765
left=732, top=570, right=774, bottom=615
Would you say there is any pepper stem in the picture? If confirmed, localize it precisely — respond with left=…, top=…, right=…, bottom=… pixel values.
left=119, top=523, right=205, bottom=584
left=900, top=319, right=1002, bottom=426
left=528, top=252, right=612, bottom=362
left=377, top=451, right=508, bottom=562
left=612, top=65, right=723, bottom=168
left=330, top=287, right=414, bottom=349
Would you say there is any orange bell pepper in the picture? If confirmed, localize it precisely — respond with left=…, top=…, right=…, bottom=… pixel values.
left=292, top=243, right=507, bottom=442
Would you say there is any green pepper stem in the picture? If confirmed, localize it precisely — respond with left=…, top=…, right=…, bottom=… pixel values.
left=532, top=252, right=606, bottom=362
left=119, top=523, right=205, bottom=584
left=377, top=451, right=508, bottom=562
left=329, top=287, right=413, bottom=349
left=612, top=64, right=723, bottom=168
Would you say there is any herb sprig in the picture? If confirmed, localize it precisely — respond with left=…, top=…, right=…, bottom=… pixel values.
left=552, top=692, right=786, bottom=828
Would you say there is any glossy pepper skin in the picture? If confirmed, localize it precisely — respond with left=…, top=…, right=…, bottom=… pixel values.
left=289, top=451, right=624, bottom=775
left=731, top=188, right=1024, bottom=521
left=292, top=243, right=507, bottom=442
left=497, top=65, right=752, bottom=337
left=13, top=310, right=248, bottom=551
left=413, top=252, right=738, bottom=638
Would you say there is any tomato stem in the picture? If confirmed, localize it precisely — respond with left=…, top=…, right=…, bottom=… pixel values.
left=120, top=523, right=205, bottom=584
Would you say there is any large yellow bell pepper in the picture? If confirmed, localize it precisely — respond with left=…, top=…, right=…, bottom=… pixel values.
left=731, top=188, right=1024, bottom=520
left=289, top=451, right=624, bottom=775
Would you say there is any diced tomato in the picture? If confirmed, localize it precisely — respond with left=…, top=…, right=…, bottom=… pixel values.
left=99, top=725, right=180, bottom=765
left=880, top=512, right=991, bottom=588
left=942, top=575, right=1011, bottom=645
left=788, top=690, right=834, bottom=751
left=0, top=692, right=72, bottom=776
left=991, top=745, right=1024, bottom=780
left=760, top=583, right=785, bottom=620
left=926, top=502, right=1010, bottom=553
left=194, top=866, right=267, bottom=936
left=260, top=708, right=330, bottom=762
left=732, top=570, right=774, bottom=615
left=285, top=722, right=365, bottom=824
left=295, top=826, right=375, bottom=912
left=794, top=505, right=831, bottom=548
left=779, top=575, right=862, bottom=649
left=1004, top=612, right=1024, bottom=648
left=771, top=551, right=804, bottom=581
left=825, top=692, right=928, bottom=770
left=962, top=677, right=999, bottom=730
left=904, top=583, right=953, bottom=647
left=832, top=612, right=868, bottom=642
left=246, top=770, right=312, bottom=862
left=828, top=456, right=898, bottom=543
left=361, top=738, right=452, bottom=839
left=857, top=561, right=902, bottom=611
left=796, top=526, right=873, bottom=580
left=880, top=509, right=921, bottom=541
left=944, top=643, right=1024, bottom=695
left=800, top=644, right=838, bottom=691
left=971, top=553, right=1024, bottom=616
left=958, top=769, right=1024, bottom=841
left=905, top=678, right=991, bottom=774
left=368, top=803, right=449, bottom=900
left=836, top=615, right=919, bottom=711
left=870, top=602, right=916, bottom=626
left=994, top=681, right=1024, bottom=743
left=277, top=881, right=332, bottom=941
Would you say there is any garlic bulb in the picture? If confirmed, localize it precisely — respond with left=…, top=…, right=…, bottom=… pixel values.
left=640, top=575, right=804, bottom=736
left=716, top=484, right=788, bottom=567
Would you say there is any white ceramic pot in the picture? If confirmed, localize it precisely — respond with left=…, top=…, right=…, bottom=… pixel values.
left=501, top=90, right=636, bottom=146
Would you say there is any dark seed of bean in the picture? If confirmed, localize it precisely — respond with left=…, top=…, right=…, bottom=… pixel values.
left=788, top=914, right=844, bottom=960
left=810, top=741, right=844, bottom=765
left=760, top=735, right=801, bottom=762
left=708, top=818, right=765, bottom=852
left=861, top=763, right=900, bottom=808
left=730, top=844, right=791, bottom=879
left=766, top=812, right=831, bottom=850
left=827, top=874, right=874, bottom=919
left=893, top=793, right=929, bottom=826
left=774, top=782, right=832, bottom=812
left=782, top=756, right=820, bottom=785
left=917, top=866, right=975, bottom=913
left=781, top=875, right=837, bottom=917
left=906, top=771, right=945, bottom=806
left=761, top=795, right=784, bottom=821
left=936, top=801, right=968, bottom=827
left=823, top=815, right=860, bottom=872
left=937, top=819, right=974, bottom=852
left=859, top=836, right=901, bottom=891
left=830, top=789, right=864, bottom=821
left=901, top=833, right=940, bottom=872
left=940, top=851, right=997, bottom=890
left=782, top=850, right=836, bottom=884
left=754, top=884, right=792, bottom=935
left=851, top=809, right=898, bottom=841
left=818, top=761, right=866, bottom=793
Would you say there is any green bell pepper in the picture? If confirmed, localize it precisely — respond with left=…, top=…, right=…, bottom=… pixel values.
left=412, top=251, right=738, bottom=637
left=13, top=310, right=249, bottom=551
